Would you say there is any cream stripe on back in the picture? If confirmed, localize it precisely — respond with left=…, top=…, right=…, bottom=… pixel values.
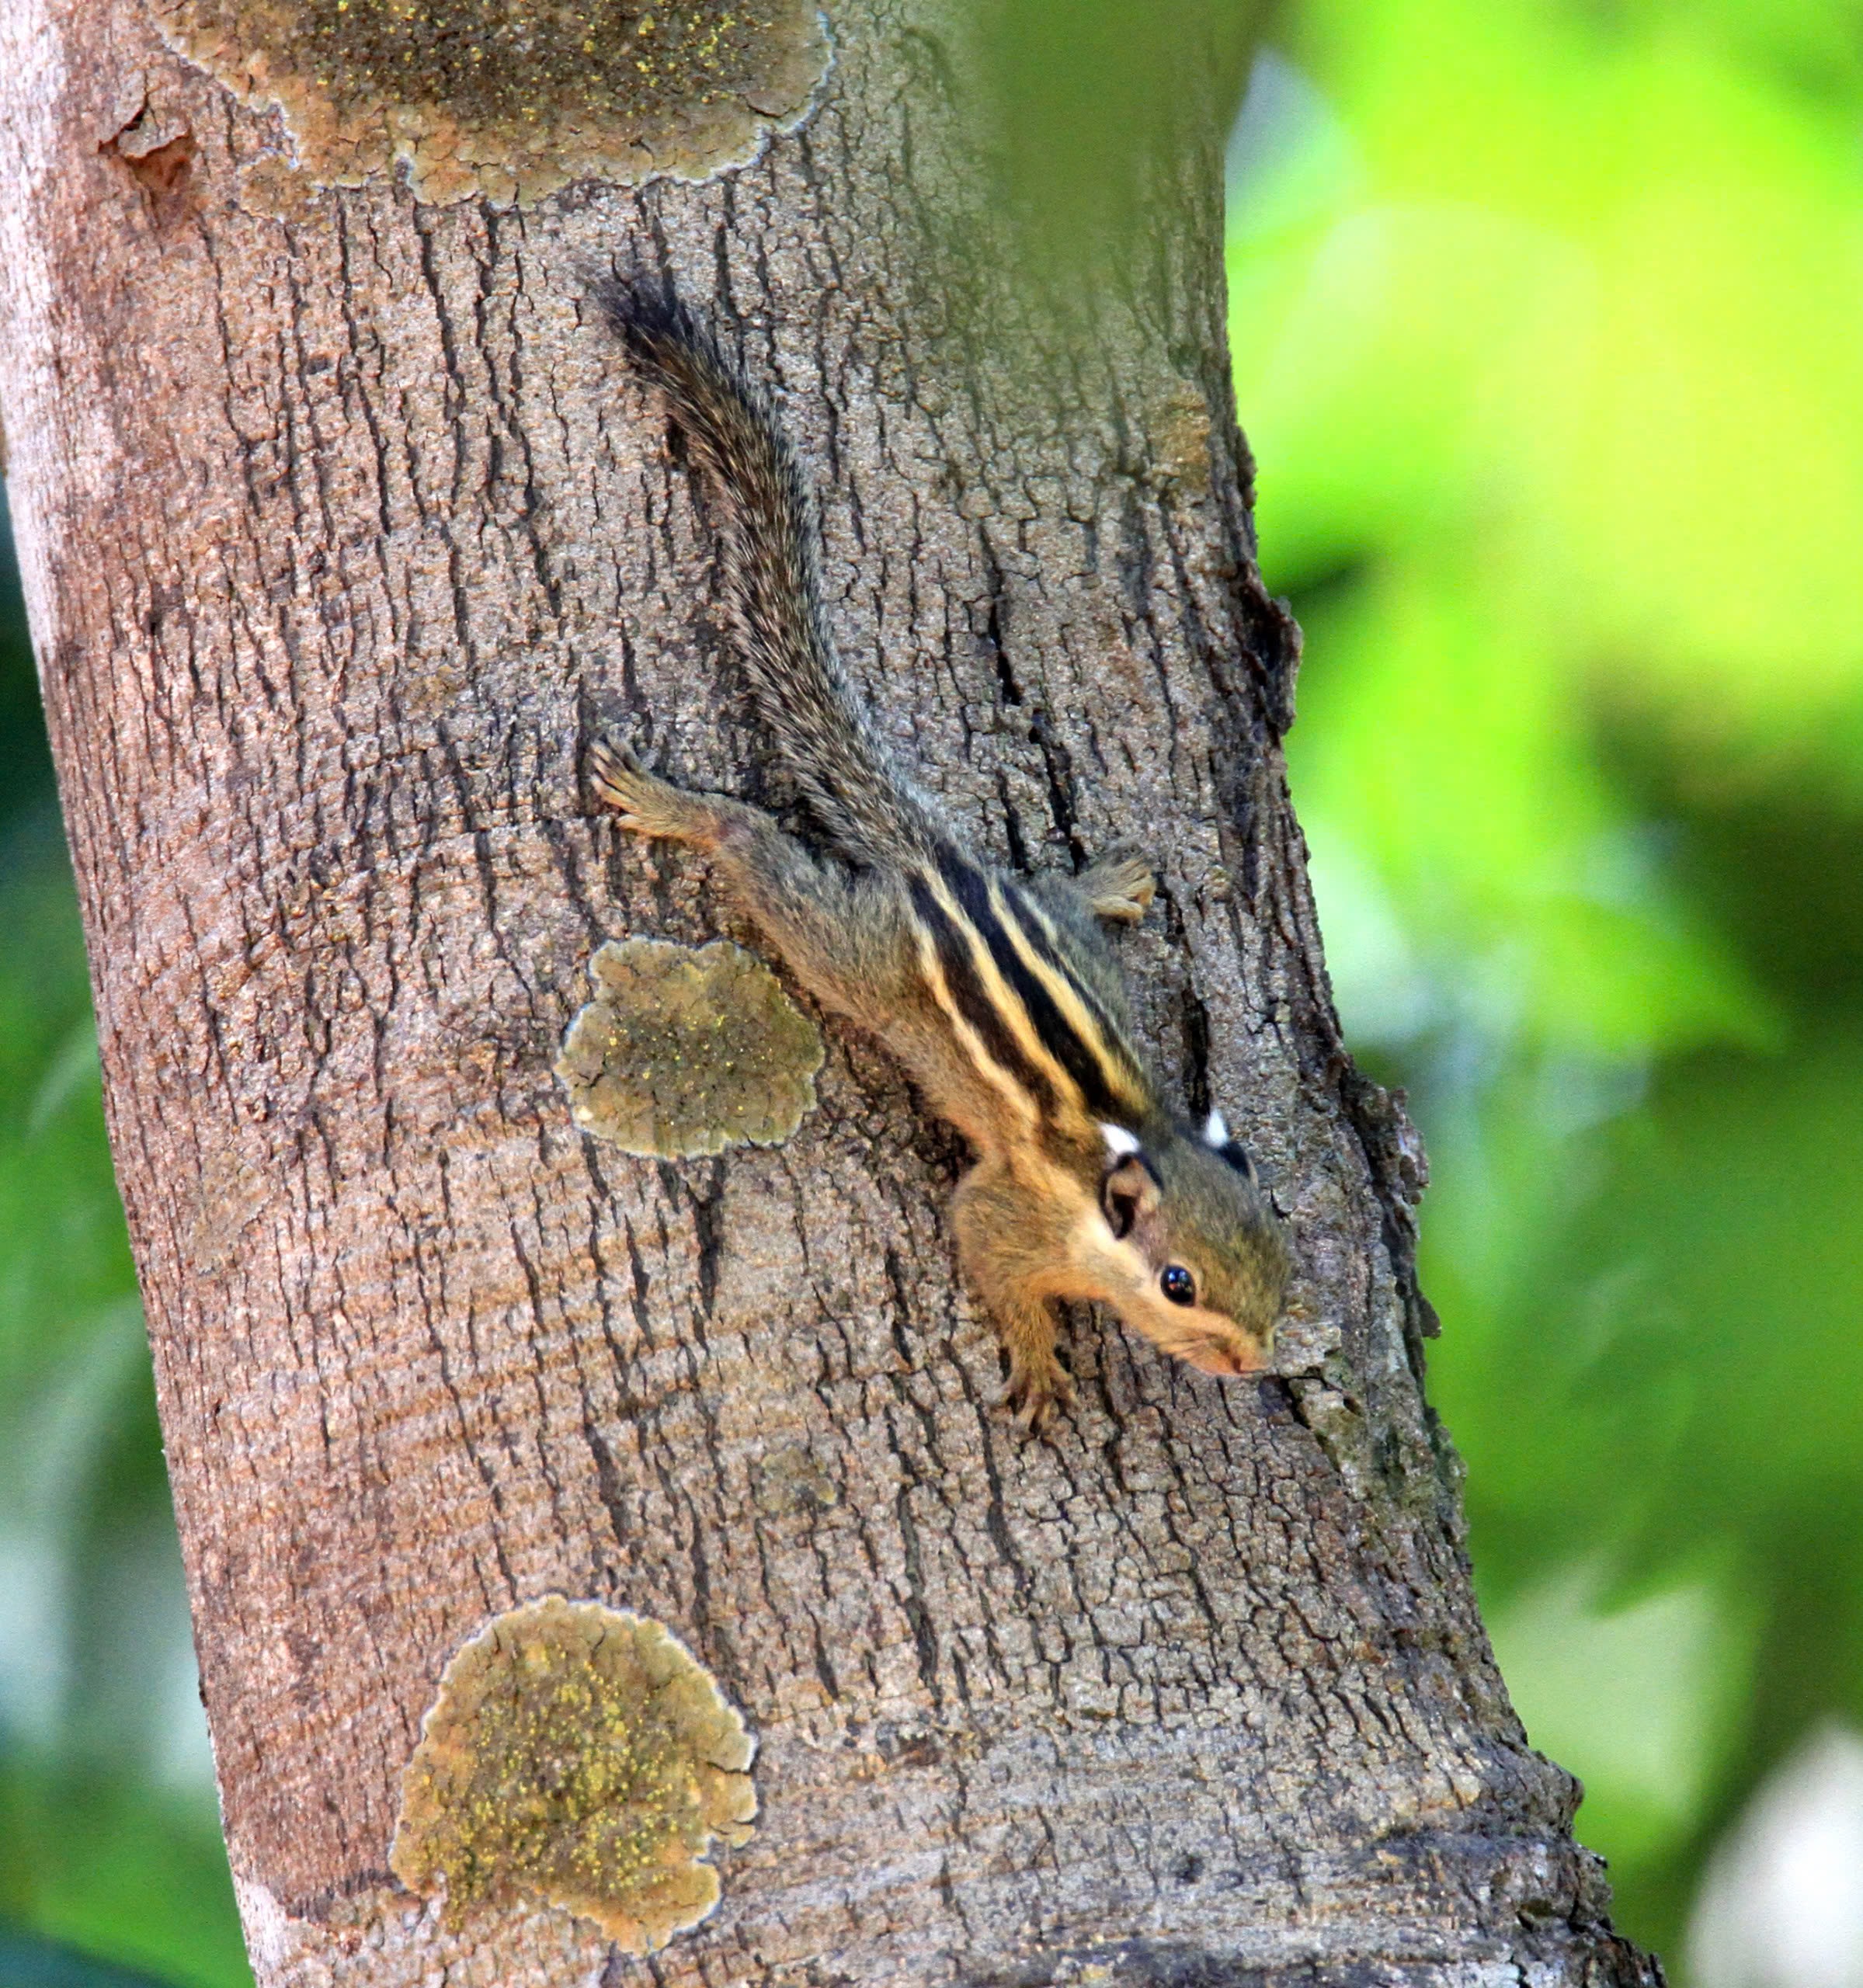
left=989, top=881, right=1151, bottom=1121
left=911, top=919, right=1044, bottom=1135
left=920, top=868, right=1088, bottom=1117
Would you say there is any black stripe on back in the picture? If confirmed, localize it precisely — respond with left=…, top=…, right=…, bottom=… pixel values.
left=909, top=873, right=1058, bottom=1117
left=1001, top=879, right=1146, bottom=1086
left=934, top=850, right=1126, bottom=1121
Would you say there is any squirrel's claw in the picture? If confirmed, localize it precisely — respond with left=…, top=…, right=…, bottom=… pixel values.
left=586, top=734, right=644, bottom=805
left=586, top=737, right=702, bottom=843
left=1001, top=1357, right=1076, bottom=1437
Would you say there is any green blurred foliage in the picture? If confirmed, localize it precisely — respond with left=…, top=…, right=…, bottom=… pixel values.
left=0, top=1927, right=192, bottom=1987
left=1232, top=0, right=1863, bottom=1965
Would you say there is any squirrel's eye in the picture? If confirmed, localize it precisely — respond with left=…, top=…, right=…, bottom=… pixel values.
left=1159, top=1264, right=1196, bottom=1306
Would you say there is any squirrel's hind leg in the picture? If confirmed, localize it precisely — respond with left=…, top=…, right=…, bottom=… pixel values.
left=587, top=739, right=721, bottom=846
left=589, top=738, right=919, bottom=1034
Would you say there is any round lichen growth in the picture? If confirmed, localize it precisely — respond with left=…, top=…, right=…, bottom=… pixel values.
left=391, top=1597, right=756, bottom=1951
left=155, top=0, right=828, bottom=205
left=556, top=936, right=823, bottom=1158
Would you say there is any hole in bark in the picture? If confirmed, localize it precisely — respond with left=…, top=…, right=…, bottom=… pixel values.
left=101, top=109, right=198, bottom=224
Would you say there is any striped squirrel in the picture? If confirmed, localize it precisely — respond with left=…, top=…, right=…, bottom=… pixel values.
left=587, top=283, right=1290, bottom=1430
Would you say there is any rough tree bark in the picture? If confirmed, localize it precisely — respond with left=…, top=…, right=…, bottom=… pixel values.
left=0, top=1, right=1663, bottom=1983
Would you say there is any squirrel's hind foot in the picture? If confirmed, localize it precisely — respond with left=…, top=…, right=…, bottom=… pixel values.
left=588, top=738, right=719, bottom=847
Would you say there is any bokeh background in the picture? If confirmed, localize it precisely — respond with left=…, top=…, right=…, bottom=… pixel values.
left=3, top=0, right=1861, bottom=1980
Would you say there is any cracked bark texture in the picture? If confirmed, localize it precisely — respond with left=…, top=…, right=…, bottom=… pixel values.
left=0, top=2, right=1663, bottom=1983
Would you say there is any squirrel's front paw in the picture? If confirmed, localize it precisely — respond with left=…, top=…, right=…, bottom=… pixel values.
left=1000, top=1353, right=1076, bottom=1436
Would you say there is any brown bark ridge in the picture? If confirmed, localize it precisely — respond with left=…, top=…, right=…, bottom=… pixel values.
left=0, top=2, right=1662, bottom=1982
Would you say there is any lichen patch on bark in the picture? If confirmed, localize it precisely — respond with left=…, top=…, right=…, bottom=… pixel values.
left=151, top=0, right=829, bottom=205
left=556, top=936, right=823, bottom=1158
left=390, top=1597, right=756, bottom=1952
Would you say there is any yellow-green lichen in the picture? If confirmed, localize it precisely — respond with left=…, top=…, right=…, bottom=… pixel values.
left=556, top=936, right=822, bottom=1158
left=154, top=0, right=829, bottom=206
left=391, top=1597, right=757, bottom=1952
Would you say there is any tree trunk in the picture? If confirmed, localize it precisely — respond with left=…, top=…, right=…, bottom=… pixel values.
left=0, top=2, right=1662, bottom=1982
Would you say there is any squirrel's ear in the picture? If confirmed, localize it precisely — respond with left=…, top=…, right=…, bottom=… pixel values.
left=1100, top=1150, right=1162, bottom=1239
left=1204, top=1107, right=1261, bottom=1185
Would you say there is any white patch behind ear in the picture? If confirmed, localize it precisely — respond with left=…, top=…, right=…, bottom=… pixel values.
left=1204, top=1108, right=1229, bottom=1147
left=1100, top=1121, right=1141, bottom=1159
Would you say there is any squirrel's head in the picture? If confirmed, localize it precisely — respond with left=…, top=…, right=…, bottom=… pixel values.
left=1086, top=1114, right=1290, bottom=1379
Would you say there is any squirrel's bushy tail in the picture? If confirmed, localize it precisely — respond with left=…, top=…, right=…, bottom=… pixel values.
left=595, top=279, right=937, bottom=867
